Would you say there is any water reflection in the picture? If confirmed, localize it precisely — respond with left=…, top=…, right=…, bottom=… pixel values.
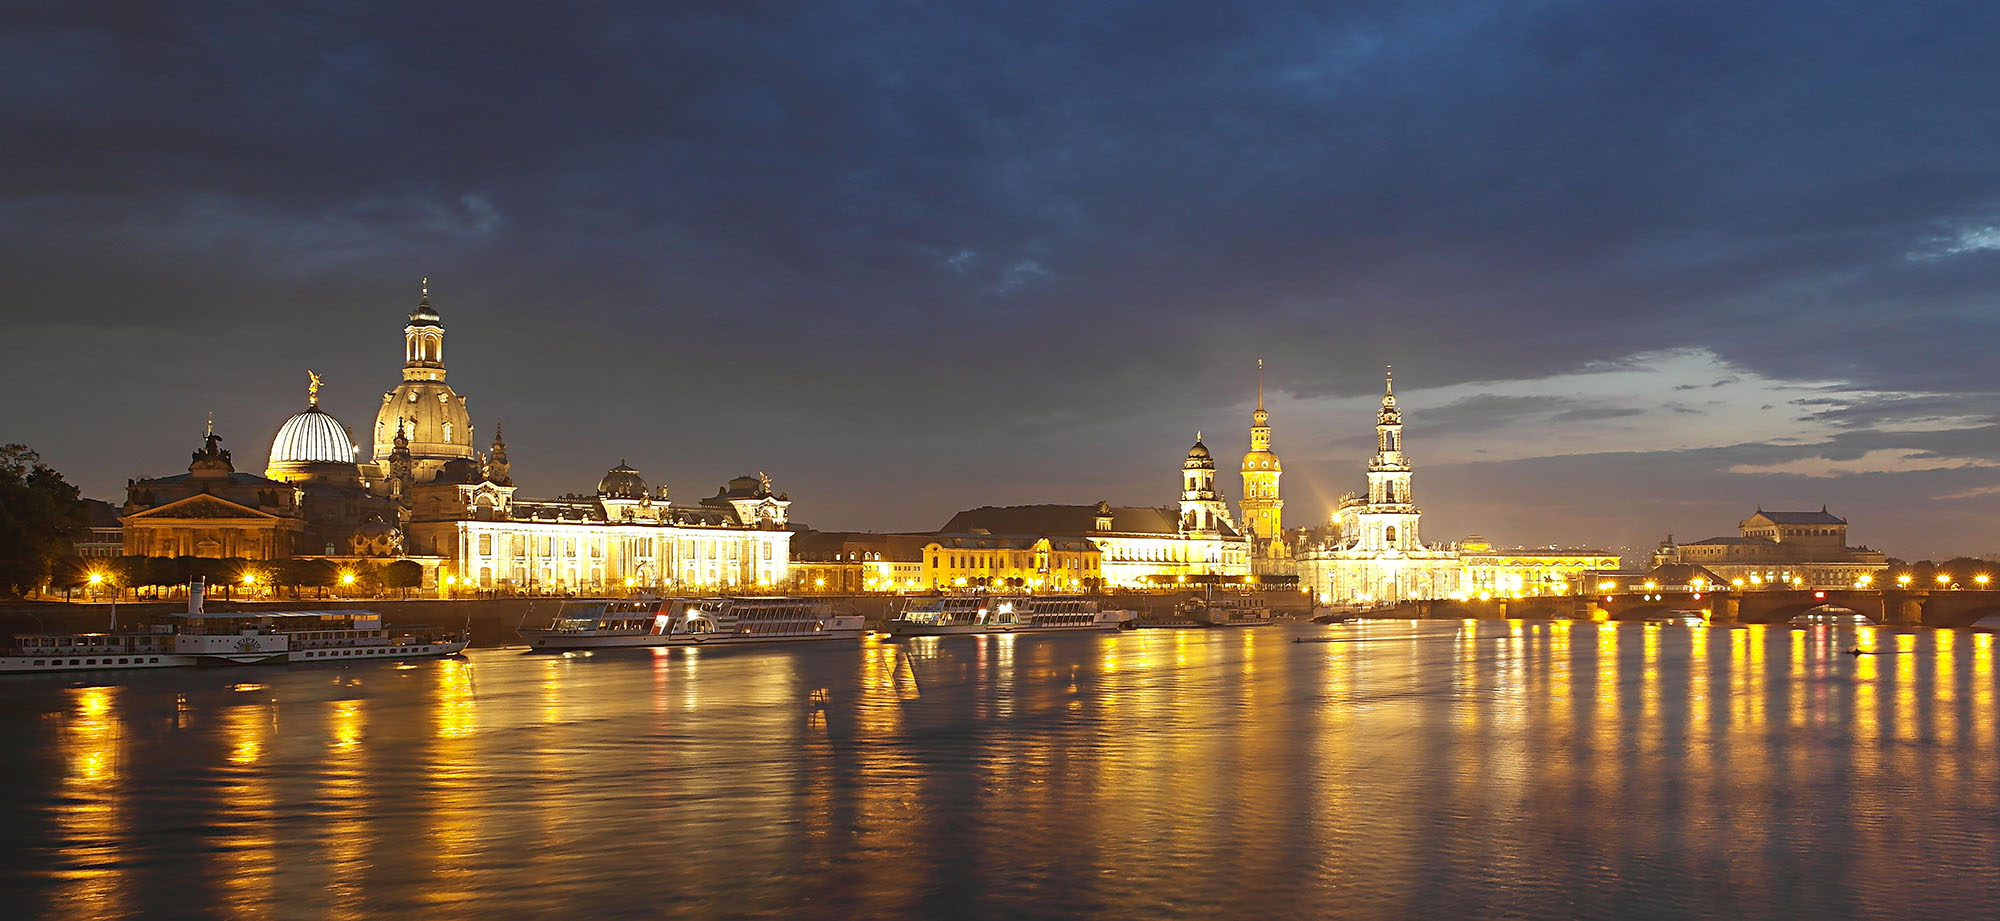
left=8, top=622, right=2000, bottom=921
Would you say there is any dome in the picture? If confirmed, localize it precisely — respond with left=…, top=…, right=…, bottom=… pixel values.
left=1184, top=439, right=1214, bottom=469
left=270, top=407, right=357, bottom=465
left=598, top=461, right=649, bottom=499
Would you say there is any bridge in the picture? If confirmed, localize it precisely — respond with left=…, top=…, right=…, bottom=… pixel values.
left=1383, top=589, right=2000, bottom=628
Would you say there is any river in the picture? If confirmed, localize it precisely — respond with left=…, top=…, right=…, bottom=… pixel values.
left=2, top=620, right=1995, bottom=920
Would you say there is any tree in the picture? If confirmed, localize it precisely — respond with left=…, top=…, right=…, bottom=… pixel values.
left=381, top=559, right=423, bottom=599
left=0, top=445, right=89, bottom=597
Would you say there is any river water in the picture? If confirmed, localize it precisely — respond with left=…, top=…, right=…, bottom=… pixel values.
left=1, top=621, right=1995, bottom=920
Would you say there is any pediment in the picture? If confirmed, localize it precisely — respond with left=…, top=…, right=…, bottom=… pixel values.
left=123, top=492, right=280, bottom=521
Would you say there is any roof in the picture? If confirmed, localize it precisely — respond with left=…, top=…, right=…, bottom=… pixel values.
left=1683, top=536, right=1770, bottom=546
left=82, top=498, right=122, bottom=528
left=136, top=470, right=291, bottom=489
left=1745, top=509, right=1846, bottom=526
left=1644, top=563, right=1727, bottom=586
left=941, top=504, right=1184, bottom=536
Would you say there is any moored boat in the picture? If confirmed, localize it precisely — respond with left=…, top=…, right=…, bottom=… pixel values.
left=884, top=595, right=1138, bottom=637
left=1181, top=593, right=1275, bottom=626
left=519, top=596, right=864, bottom=651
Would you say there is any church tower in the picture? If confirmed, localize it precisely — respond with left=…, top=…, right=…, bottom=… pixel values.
left=1180, top=435, right=1231, bottom=535
left=372, top=278, right=477, bottom=481
left=1358, top=367, right=1421, bottom=552
left=1239, top=359, right=1284, bottom=552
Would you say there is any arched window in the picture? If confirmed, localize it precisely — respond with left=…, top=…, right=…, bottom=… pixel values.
left=1385, top=526, right=1398, bottom=546
left=442, top=422, right=453, bottom=442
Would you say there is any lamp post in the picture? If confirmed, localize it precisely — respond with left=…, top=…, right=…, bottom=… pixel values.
left=87, top=571, right=117, bottom=632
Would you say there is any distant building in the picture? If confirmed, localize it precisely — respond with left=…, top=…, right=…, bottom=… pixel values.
left=121, top=424, right=306, bottom=560
left=1458, top=537, right=1621, bottom=598
left=1297, top=368, right=1619, bottom=604
left=1297, top=369, right=1463, bottom=603
left=940, top=438, right=1250, bottom=587
left=1652, top=508, right=1888, bottom=589
left=405, top=464, right=795, bottom=593
left=790, top=531, right=931, bottom=593
left=920, top=533, right=1102, bottom=591
left=71, top=499, right=124, bottom=560
left=1238, top=360, right=1292, bottom=576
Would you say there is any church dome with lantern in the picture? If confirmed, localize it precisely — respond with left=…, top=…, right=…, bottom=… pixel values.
left=372, top=279, right=477, bottom=481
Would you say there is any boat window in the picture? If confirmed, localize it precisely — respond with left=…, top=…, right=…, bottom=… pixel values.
left=32, top=660, right=42, bottom=666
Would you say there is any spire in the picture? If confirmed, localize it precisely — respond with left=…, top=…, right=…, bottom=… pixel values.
left=205, top=412, right=214, bottom=439
left=1385, top=365, right=1394, bottom=396
left=1257, top=357, right=1265, bottom=412
left=420, top=275, right=429, bottom=304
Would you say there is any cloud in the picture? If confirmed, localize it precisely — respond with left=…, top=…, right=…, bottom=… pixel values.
left=1728, top=449, right=2000, bottom=478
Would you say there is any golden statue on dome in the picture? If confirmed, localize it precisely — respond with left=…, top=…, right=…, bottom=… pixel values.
left=307, top=370, right=323, bottom=407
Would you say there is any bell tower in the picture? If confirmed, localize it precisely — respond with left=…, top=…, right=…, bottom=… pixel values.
left=1359, top=366, right=1420, bottom=552
left=1239, top=358, right=1284, bottom=549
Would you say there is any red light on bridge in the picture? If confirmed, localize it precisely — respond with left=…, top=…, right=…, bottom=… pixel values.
left=1813, top=591, right=1826, bottom=600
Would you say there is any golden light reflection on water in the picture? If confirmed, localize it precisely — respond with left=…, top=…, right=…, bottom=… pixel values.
left=22, top=626, right=2000, bottom=921
left=51, top=687, right=124, bottom=921
left=217, top=700, right=277, bottom=921
left=324, top=698, right=369, bottom=920
left=426, top=659, right=480, bottom=912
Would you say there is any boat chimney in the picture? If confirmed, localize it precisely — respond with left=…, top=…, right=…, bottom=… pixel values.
left=188, top=578, right=205, bottom=615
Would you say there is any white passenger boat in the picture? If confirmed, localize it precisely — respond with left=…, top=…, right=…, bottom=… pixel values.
left=884, top=595, right=1138, bottom=637
left=518, top=596, right=865, bottom=651
left=1180, top=594, right=1276, bottom=627
left=0, top=628, right=192, bottom=673
left=0, top=580, right=468, bottom=673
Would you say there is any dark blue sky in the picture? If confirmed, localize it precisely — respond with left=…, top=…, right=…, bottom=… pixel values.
left=3, top=1, right=1999, bottom=558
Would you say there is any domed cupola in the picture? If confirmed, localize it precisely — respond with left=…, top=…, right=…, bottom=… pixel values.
left=1184, top=435, right=1215, bottom=470
left=267, top=371, right=362, bottom=486
left=597, top=461, right=649, bottom=500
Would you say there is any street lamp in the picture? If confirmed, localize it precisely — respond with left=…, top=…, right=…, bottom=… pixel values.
left=1936, top=573, right=1952, bottom=587
left=1897, top=574, right=1912, bottom=587
left=1978, top=574, right=1991, bottom=589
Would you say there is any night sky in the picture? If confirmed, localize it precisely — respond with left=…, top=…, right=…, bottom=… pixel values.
left=4, top=2, right=1999, bottom=559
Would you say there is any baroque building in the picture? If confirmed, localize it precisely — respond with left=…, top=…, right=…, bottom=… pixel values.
left=122, top=422, right=306, bottom=560
left=1238, top=360, right=1291, bottom=575
left=1296, top=369, right=1618, bottom=605
left=938, top=437, right=1250, bottom=587
left=367, top=279, right=477, bottom=485
left=111, top=278, right=802, bottom=594
left=1651, top=509, right=1887, bottom=589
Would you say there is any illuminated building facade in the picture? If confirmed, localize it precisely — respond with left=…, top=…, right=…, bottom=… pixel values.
left=789, top=531, right=931, bottom=593
left=1458, top=538, right=1621, bottom=597
left=940, top=439, right=1250, bottom=587
left=1297, top=370, right=1461, bottom=604
left=1297, top=369, right=1617, bottom=604
left=1651, top=508, right=1888, bottom=589
left=402, top=464, right=794, bottom=592
left=122, top=424, right=306, bottom=560
left=1238, top=360, right=1291, bottom=575
left=921, top=533, right=1101, bottom=591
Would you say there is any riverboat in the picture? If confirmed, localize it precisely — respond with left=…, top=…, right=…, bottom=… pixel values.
left=0, top=580, right=467, bottom=673
left=0, top=627, right=192, bottom=673
left=884, top=595, right=1138, bottom=637
left=518, top=596, right=865, bottom=651
left=1181, top=594, right=1276, bottom=627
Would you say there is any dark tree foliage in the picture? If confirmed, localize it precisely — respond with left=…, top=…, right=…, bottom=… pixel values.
left=382, top=560, right=423, bottom=598
left=0, top=445, right=89, bottom=597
